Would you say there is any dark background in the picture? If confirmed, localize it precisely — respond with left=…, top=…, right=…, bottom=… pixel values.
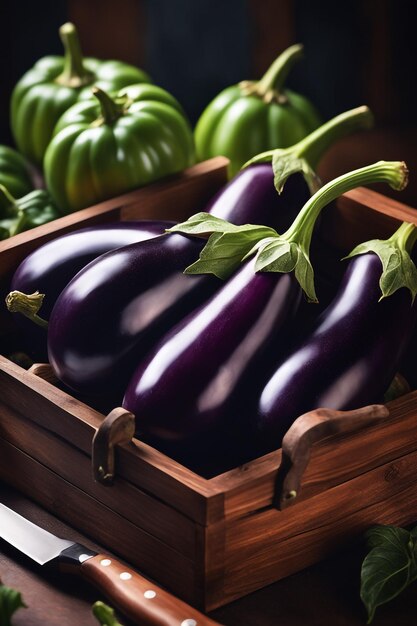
left=1, top=0, right=417, bottom=203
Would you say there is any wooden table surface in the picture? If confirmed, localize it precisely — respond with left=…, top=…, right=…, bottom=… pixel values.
left=1, top=483, right=416, bottom=626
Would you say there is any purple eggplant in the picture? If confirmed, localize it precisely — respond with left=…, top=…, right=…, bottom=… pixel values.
left=122, top=161, right=408, bottom=462
left=257, top=221, right=417, bottom=448
left=6, top=220, right=171, bottom=360
left=42, top=107, right=372, bottom=396
left=122, top=259, right=300, bottom=442
left=44, top=161, right=284, bottom=396
left=10, top=220, right=172, bottom=316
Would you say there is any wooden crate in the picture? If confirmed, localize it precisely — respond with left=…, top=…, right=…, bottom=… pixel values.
left=1, top=179, right=417, bottom=611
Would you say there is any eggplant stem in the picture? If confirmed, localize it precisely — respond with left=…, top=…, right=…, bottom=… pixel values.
left=243, top=105, right=374, bottom=170
left=5, top=290, right=48, bottom=329
left=284, top=161, right=409, bottom=251
left=389, top=220, right=417, bottom=254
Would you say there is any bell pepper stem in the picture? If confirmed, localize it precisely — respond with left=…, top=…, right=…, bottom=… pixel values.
left=257, top=43, right=304, bottom=94
left=56, top=22, right=94, bottom=88
left=92, top=87, right=125, bottom=125
left=240, top=44, right=304, bottom=103
left=0, top=184, right=18, bottom=218
left=5, top=291, right=48, bottom=329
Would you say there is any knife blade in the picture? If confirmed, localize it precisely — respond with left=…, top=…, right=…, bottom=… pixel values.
left=0, top=502, right=221, bottom=626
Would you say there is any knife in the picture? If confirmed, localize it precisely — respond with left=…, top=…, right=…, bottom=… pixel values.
left=0, top=502, right=221, bottom=626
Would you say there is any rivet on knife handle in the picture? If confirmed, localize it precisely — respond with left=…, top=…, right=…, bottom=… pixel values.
left=80, top=554, right=222, bottom=625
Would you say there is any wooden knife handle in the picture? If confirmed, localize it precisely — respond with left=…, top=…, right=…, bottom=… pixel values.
left=80, top=554, right=222, bottom=626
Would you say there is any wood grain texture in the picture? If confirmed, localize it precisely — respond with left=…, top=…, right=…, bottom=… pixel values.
left=0, top=357, right=225, bottom=524
left=275, top=404, right=389, bottom=508
left=209, top=391, right=417, bottom=519
left=0, top=402, right=196, bottom=559
left=0, top=439, right=202, bottom=607
left=28, top=363, right=59, bottom=385
left=80, top=555, right=221, bottom=626
left=219, top=450, right=417, bottom=609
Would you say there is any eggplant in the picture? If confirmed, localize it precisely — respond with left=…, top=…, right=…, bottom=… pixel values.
left=45, top=157, right=300, bottom=396
left=122, top=258, right=300, bottom=443
left=7, top=220, right=171, bottom=360
left=257, top=222, right=417, bottom=448
left=121, top=161, right=408, bottom=466
left=10, top=220, right=173, bottom=318
left=43, top=161, right=301, bottom=395
left=43, top=107, right=373, bottom=396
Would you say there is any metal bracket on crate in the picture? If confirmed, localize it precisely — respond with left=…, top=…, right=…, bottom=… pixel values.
left=273, top=404, right=390, bottom=510
left=28, top=362, right=59, bottom=385
left=92, top=407, right=136, bottom=485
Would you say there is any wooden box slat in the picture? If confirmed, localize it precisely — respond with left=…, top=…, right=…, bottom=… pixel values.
left=0, top=402, right=196, bottom=559
left=211, top=392, right=417, bottom=519
left=0, top=439, right=200, bottom=606
left=220, top=462, right=417, bottom=607
left=1, top=174, right=417, bottom=610
left=0, top=357, right=223, bottom=525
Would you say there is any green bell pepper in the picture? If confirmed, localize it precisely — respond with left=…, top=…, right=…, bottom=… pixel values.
left=11, top=22, right=151, bottom=165
left=0, top=145, right=34, bottom=197
left=0, top=185, right=59, bottom=239
left=194, top=44, right=322, bottom=177
left=44, top=84, right=196, bottom=213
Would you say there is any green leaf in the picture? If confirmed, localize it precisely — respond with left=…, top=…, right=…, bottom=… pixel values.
left=184, top=229, right=270, bottom=279
left=255, top=240, right=298, bottom=272
left=345, top=238, right=417, bottom=302
left=272, top=153, right=320, bottom=195
left=166, top=212, right=231, bottom=236
left=0, top=584, right=27, bottom=626
left=360, top=525, right=417, bottom=623
left=92, top=601, right=124, bottom=626
left=254, top=239, right=317, bottom=302
left=365, top=524, right=411, bottom=550
left=166, top=212, right=276, bottom=239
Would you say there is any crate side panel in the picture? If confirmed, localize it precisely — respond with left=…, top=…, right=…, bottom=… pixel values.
left=0, top=403, right=196, bottom=559
left=209, top=391, right=417, bottom=519
left=0, top=439, right=201, bottom=607
left=0, top=361, right=224, bottom=524
left=120, top=157, right=229, bottom=222
left=217, top=450, right=417, bottom=608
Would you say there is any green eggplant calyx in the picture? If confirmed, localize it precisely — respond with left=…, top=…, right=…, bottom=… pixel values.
left=242, top=105, right=374, bottom=194
left=291, top=105, right=374, bottom=170
left=0, top=184, right=18, bottom=218
left=171, top=162, right=408, bottom=303
left=55, top=22, right=94, bottom=88
left=91, top=87, right=126, bottom=125
left=239, top=43, right=304, bottom=104
left=5, top=290, right=48, bottom=329
left=344, top=220, right=417, bottom=303
left=275, top=160, right=408, bottom=301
